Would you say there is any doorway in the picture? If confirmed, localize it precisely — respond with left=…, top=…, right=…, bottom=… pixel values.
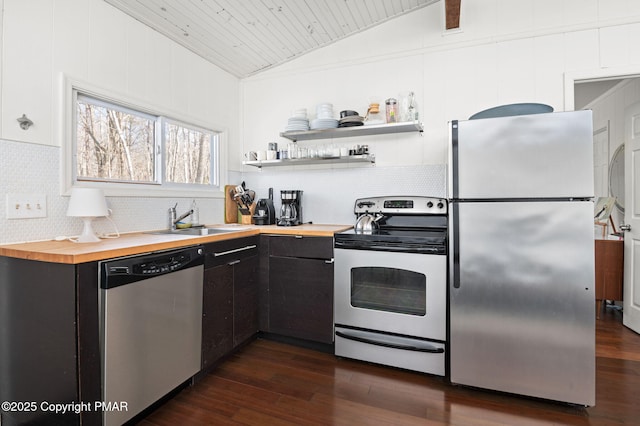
left=568, top=70, right=640, bottom=335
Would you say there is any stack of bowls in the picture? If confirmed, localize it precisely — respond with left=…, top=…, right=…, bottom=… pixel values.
left=311, top=103, right=339, bottom=130
left=284, top=108, right=309, bottom=132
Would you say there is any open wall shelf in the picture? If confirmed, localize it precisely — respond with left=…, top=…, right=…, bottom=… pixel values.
left=243, top=154, right=375, bottom=168
left=279, top=121, right=423, bottom=142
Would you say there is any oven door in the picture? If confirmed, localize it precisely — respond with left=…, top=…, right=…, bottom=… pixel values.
left=334, top=247, right=446, bottom=375
left=334, top=248, right=446, bottom=341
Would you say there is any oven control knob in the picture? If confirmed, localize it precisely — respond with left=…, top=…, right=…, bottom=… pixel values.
left=427, top=201, right=434, bottom=208
left=437, top=202, right=444, bottom=209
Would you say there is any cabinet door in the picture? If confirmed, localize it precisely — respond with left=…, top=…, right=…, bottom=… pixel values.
left=595, top=240, right=624, bottom=301
left=0, top=257, right=79, bottom=425
left=202, top=265, right=233, bottom=368
left=269, top=256, right=334, bottom=344
left=203, top=236, right=259, bottom=365
left=233, top=255, right=259, bottom=347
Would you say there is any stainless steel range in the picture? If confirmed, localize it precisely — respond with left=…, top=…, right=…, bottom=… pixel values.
left=333, top=196, right=448, bottom=375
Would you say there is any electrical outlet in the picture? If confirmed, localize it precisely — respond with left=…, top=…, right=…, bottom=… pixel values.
left=6, top=194, right=47, bottom=219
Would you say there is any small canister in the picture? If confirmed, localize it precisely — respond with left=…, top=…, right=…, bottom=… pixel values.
left=268, top=142, right=278, bottom=151
left=385, top=98, right=398, bottom=123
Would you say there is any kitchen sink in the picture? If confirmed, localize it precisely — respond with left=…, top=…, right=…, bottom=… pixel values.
left=147, top=225, right=252, bottom=236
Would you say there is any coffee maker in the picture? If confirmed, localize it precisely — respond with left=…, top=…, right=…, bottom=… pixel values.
left=277, top=190, right=303, bottom=226
left=253, top=188, right=276, bottom=225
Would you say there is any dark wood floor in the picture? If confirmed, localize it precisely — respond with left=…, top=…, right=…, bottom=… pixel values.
left=140, top=307, right=640, bottom=425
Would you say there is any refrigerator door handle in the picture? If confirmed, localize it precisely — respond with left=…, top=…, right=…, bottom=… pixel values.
left=451, top=120, right=459, bottom=199
left=452, top=203, right=461, bottom=288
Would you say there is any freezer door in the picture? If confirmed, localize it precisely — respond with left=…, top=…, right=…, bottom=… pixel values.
left=450, top=110, right=594, bottom=199
left=449, top=200, right=595, bottom=406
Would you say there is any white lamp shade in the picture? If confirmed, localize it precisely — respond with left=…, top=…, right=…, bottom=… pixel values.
left=67, top=188, right=109, bottom=217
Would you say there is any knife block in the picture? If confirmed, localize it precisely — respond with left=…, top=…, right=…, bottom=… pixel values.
left=240, top=203, right=256, bottom=224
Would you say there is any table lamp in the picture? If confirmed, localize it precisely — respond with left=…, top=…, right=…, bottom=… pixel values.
left=66, top=188, right=109, bottom=243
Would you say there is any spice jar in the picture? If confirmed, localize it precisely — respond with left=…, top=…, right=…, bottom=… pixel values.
left=385, top=98, right=398, bottom=123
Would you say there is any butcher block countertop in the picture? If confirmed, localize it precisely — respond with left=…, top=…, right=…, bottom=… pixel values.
left=0, top=224, right=352, bottom=264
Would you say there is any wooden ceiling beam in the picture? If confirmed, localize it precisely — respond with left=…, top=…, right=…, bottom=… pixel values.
left=445, top=0, right=461, bottom=30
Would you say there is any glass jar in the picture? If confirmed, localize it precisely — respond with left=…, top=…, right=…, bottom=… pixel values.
left=385, top=98, right=398, bottom=123
left=399, top=92, right=419, bottom=122
left=288, top=143, right=298, bottom=159
left=365, top=103, right=384, bottom=125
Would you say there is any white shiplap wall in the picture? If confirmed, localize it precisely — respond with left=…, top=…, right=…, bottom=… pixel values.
left=3, top=0, right=640, bottom=243
left=238, top=1, right=640, bottom=221
left=0, top=0, right=236, bottom=244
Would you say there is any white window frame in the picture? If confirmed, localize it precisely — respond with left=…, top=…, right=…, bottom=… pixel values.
left=74, top=92, right=163, bottom=186
left=161, top=117, right=220, bottom=189
left=60, top=75, right=227, bottom=198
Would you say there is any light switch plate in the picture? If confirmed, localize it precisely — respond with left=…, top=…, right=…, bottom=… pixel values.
left=6, top=193, right=47, bottom=219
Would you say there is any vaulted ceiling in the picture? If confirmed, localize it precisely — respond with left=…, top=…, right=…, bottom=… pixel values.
left=104, top=0, right=444, bottom=78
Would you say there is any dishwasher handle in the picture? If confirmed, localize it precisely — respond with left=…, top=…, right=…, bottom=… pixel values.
left=101, top=246, right=204, bottom=289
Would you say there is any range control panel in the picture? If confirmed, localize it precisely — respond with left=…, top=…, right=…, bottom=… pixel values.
left=354, top=196, right=447, bottom=215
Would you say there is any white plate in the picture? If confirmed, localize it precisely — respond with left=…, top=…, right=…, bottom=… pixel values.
left=284, top=126, right=309, bottom=132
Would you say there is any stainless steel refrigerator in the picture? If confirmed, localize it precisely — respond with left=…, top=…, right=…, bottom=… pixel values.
left=448, top=110, right=595, bottom=406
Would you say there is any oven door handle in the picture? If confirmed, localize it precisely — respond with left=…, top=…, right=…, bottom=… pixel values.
left=335, top=330, right=444, bottom=353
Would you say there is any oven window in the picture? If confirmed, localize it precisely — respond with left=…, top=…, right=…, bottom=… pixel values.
left=350, top=267, right=426, bottom=316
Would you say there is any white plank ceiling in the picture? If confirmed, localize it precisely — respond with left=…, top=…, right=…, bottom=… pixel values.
left=104, top=0, right=439, bottom=78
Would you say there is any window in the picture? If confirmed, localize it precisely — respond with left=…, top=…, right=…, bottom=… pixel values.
left=73, top=91, right=219, bottom=189
left=164, top=120, right=212, bottom=185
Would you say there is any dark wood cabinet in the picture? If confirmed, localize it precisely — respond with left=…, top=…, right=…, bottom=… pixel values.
left=233, top=256, right=259, bottom=346
left=265, top=235, right=334, bottom=344
left=202, top=263, right=234, bottom=367
left=201, top=237, right=259, bottom=369
left=595, top=239, right=624, bottom=315
left=0, top=257, right=101, bottom=426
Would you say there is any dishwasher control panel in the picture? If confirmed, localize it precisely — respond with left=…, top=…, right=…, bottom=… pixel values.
left=100, top=246, right=204, bottom=289
left=134, top=253, right=192, bottom=275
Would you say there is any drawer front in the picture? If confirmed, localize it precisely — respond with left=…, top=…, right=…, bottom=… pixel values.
left=268, top=235, right=333, bottom=259
left=204, top=236, right=259, bottom=269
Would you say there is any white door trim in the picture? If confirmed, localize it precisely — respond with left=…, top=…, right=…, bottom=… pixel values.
left=564, top=66, right=640, bottom=111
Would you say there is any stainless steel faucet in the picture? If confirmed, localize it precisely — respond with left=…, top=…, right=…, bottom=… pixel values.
left=168, top=203, right=193, bottom=230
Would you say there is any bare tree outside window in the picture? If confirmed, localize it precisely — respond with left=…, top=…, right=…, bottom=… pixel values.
left=165, top=122, right=211, bottom=185
left=76, top=98, right=156, bottom=183
left=74, top=92, right=218, bottom=188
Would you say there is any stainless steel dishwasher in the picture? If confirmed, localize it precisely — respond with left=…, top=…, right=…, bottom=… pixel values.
left=99, top=245, right=204, bottom=426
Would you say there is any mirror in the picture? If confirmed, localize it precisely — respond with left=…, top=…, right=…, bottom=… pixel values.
left=609, top=144, right=625, bottom=212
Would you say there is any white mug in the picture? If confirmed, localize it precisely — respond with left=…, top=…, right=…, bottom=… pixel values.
left=256, top=150, right=267, bottom=161
left=267, top=150, right=277, bottom=160
left=245, top=151, right=257, bottom=161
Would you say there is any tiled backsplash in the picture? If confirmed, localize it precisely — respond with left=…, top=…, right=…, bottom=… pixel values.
left=1, top=138, right=446, bottom=244
left=235, top=164, right=447, bottom=226
left=0, top=139, right=225, bottom=245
